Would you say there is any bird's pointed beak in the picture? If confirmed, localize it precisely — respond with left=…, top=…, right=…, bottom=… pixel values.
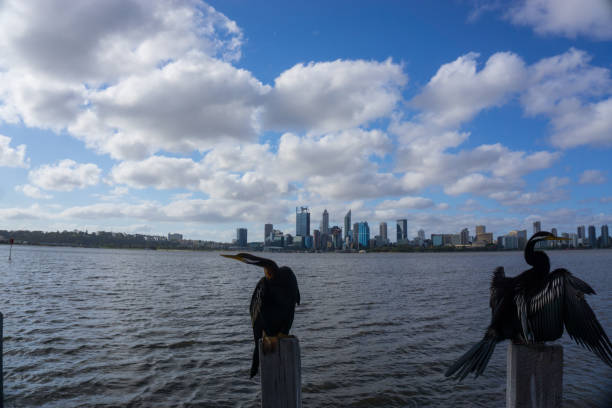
left=221, top=254, right=246, bottom=262
left=545, top=236, right=570, bottom=241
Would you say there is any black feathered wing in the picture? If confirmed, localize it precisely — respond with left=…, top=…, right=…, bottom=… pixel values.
left=518, top=268, right=612, bottom=366
left=249, top=277, right=267, bottom=377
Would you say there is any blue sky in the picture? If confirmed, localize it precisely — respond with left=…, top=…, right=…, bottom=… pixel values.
left=1, top=0, right=611, bottom=242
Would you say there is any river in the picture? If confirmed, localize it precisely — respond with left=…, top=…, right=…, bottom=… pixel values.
left=1, top=246, right=610, bottom=407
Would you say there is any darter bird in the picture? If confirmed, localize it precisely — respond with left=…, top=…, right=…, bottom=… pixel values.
left=221, top=253, right=300, bottom=378
left=445, top=231, right=612, bottom=381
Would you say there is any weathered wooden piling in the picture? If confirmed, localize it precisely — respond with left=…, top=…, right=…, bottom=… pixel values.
left=506, top=343, right=563, bottom=408
left=259, top=337, right=301, bottom=408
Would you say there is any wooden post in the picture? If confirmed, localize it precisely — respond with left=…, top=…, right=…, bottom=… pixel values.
left=259, top=337, right=301, bottom=408
left=507, top=343, right=563, bottom=408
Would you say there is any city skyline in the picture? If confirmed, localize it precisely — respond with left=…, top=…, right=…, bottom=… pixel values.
left=0, top=1, right=611, bottom=242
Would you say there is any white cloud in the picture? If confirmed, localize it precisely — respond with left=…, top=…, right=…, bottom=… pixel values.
left=410, top=51, right=526, bottom=127
left=507, top=0, right=612, bottom=40
left=29, top=159, right=101, bottom=191
left=0, top=134, right=29, bottom=167
left=579, top=169, right=606, bottom=184
left=541, top=176, right=570, bottom=190
left=264, top=58, right=407, bottom=133
left=14, top=184, right=53, bottom=199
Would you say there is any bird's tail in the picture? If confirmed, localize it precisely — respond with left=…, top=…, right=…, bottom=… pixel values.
left=250, top=344, right=259, bottom=378
left=445, top=331, right=499, bottom=381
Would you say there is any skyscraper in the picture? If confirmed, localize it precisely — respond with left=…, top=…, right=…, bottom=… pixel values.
left=344, top=210, right=351, bottom=239
left=577, top=225, right=585, bottom=239
left=236, top=228, right=247, bottom=247
left=321, top=209, right=329, bottom=234
left=460, top=228, right=470, bottom=245
left=379, top=222, right=388, bottom=243
left=396, top=219, right=407, bottom=242
left=264, top=223, right=273, bottom=243
left=601, top=225, right=609, bottom=248
left=588, top=225, right=597, bottom=248
left=296, top=207, right=310, bottom=237
left=475, top=225, right=485, bottom=235
left=358, top=222, right=370, bottom=249
left=533, top=221, right=541, bottom=234
left=418, top=229, right=425, bottom=241
left=352, top=222, right=359, bottom=247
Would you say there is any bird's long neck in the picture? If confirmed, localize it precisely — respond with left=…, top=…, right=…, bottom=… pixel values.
left=525, top=239, right=550, bottom=277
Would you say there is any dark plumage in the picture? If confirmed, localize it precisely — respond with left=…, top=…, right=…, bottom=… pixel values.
left=221, top=253, right=300, bottom=377
left=446, top=231, right=612, bottom=381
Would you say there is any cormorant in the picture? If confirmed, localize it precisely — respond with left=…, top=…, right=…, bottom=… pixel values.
left=445, top=231, right=612, bottom=381
left=221, top=253, right=300, bottom=378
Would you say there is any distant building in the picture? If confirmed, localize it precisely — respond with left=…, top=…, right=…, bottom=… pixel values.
left=352, top=222, right=359, bottom=248
left=588, top=225, right=597, bottom=248
left=344, top=210, right=351, bottom=239
left=475, top=232, right=493, bottom=245
left=330, top=226, right=342, bottom=249
left=304, top=235, right=313, bottom=250
left=379, top=222, right=388, bottom=243
left=397, top=219, right=407, bottom=242
left=320, top=209, right=329, bottom=234
left=313, top=229, right=320, bottom=250
left=475, top=225, right=486, bottom=235
left=236, top=228, right=247, bottom=247
left=296, top=207, right=310, bottom=237
left=502, top=235, right=519, bottom=249
left=602, top=225, right=609, bottom=248
left=460, top=228, right=470, bottom=245
left=358, top=222, right=370, bottom=249
left=533, top=221, right=541, bottom=234
left=431, top=234, right=443, bottom=247
left=268, top=229, right=285, bottom=247
left=418, top=229, right=425, bottom=241
left=264, top=224, right=273, bottom=244
left=168, top=233, right=183, bottom=241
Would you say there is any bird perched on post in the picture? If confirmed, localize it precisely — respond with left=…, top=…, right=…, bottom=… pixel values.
left=221, top=253, right=300, bottom=378
left=446, top=231, right=612, bottom=381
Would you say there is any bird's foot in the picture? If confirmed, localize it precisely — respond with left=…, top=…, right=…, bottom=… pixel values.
left=262, top=334, right=278, bottom=354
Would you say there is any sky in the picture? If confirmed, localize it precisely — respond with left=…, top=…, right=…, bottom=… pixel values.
left=1, top=0, right=612, bottom=243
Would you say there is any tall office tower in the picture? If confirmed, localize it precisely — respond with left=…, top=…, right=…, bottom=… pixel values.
left=313, top=229, right=321, bottom=250
left=352, top=222, right=359, bottom=247
left=517, top=230, right=527, bottom=249
left=418, top=229, right=425, bottom=241
left=577, top=225, right=586, bottom=246
left=320, top=209, right=329, bottom=234
left=396, top=219, right=407, bottom=242
left=475, top=225, right=486, bottom=235
left=236, top=228, right=247, bottom=247
left=344, top=210, right=351, bottom=239
left=296, top=207, right=310, bottom=237
left=588, top=225, right=597, bottom=248
left=379, top=222, right=388, bottom=242
left=264, top=223, right=273, bottom=242
left=533, top=221, right=541, bottom=234
left=358, top=222, right=370, bottom=248
left=460, top=228, right=470, bottom=245
left=601, top=225, right=609, bottom=248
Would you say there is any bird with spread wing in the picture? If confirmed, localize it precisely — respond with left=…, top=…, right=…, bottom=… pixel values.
left=446, top=231, right=612, bottom=381
left=221, top=253, right=300, bottom=378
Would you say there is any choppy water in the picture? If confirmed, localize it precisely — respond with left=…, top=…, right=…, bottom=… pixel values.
left=0, top=246, right=611, bottom=407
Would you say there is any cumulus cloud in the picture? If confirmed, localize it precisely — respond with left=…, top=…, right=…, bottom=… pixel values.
left=579, top=169, right=606, bottom=184
left=28, top=159, right=101, bottom=191
left=520, top=48, right=612, bottom=149
left=0, top=134, right=29, bottom=167
left=507, top=0, right=612, bottom=40
left=264, top=59, right=407, bottom=133
left=15, top=184, right=53, bottom=199
left=410, top=51, right=526, bottom=127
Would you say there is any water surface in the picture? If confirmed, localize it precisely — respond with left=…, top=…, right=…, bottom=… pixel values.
left=1, top=246, right=611, bottom=407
